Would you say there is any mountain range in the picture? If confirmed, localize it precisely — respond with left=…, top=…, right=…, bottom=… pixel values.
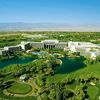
left=0, top=23, right=100, bottom=32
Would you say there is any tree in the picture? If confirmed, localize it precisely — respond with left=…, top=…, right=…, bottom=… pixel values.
left=48, top=89, right=56, bottom=100
left=41, top=93, right=48, bottom=100
left=37, top=78, right=45, bottom=87
left=0, top=79, right=3, bottom=99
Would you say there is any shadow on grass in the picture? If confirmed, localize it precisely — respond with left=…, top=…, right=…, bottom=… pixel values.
left=3, top=81, right=15, bottom=89
left=56, top=56, right=87, bottom=74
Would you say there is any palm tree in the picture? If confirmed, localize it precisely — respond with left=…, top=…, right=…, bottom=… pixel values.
left=0, top=79, right=3, bottom=99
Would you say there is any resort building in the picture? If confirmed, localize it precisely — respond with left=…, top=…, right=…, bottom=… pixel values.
left=68, top=41, right=100, bottom=52
left=31, top=42, right=44, bottom=49
left=67, top=41, right=100, bottom=59
left=19, top=42, right=31, bottom=51
left=90, top=52, right=100, bottom=59
left=19, top=74, right=27, bottom=82
left=4, top=46, right=21, bottom=54
left=0, top=49, right=8, bottom=56
left=31, top=40, right=68, bottom=49
left=0, top=40, right=100, bottom=59
left=0, top=42, right=31, bottom=56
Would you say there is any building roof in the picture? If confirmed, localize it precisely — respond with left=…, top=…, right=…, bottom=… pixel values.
left=68, top=41, right=99, bottom=48
left=21, top=41, right=30, bottom=45
left=4, top=45, right=20, bottom=49
left=41, top=40, right=59, bottom=44
left=20, top=74, right=27, bottom=80
left=0, top=48, right=4, bottom=50
left=0, top=49, right=8, bottom=52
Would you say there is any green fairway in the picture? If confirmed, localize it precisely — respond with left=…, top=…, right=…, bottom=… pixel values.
left=7, top=82, right=32, bottom=94
left=48, top=58, right=100, bottom=83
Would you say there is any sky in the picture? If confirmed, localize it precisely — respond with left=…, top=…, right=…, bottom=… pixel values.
left=0, top=0, right=100, bottom=24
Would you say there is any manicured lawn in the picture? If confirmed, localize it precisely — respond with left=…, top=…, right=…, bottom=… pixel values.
left=3, top=73, right=15, bottom=81
left=47, top=58, right=100, bottom=100
left=87, top=85, right=99, bottom=100
left=7, top=82, right=32, bottom=94
left=48, top=58, right=100, bottom=83
left=95, top=83, right=100, bottom=100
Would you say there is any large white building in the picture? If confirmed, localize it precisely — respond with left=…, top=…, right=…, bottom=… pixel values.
left=67, top=41, right=100, bottom=59
left=4, top=46, right=21, bottom=53
left=0, top=40, right=100, bottom=59
left=90, top=52, right=100, bottom=59
left=68, top=41, right=100, bottom=52
left=19, top=42, right=31, bottom=51
left=0, top=49, right=8, bottom=56
left=31, top=40, right=68, bottom=49
left=0, top=42, right=31, bottom=56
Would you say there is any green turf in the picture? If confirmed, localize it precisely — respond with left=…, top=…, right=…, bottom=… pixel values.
left=48, top=59, right=100, bottom=83
left=95, top=83, right=100, bottom=100
left=87, top=85, right=99, bottom=100
left=7, top=82, right=32, bottom=94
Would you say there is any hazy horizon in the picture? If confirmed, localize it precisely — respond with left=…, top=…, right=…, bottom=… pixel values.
left=0, top=23, right=100, bottom=32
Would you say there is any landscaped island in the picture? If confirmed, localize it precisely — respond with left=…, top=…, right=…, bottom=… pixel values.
left=0, top=32, right=100, bottom=100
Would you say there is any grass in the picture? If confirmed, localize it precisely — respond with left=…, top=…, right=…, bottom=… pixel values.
left=47, top=59, right=100, bottom=99
left=87, top=85, right=99, bottom=100
left=95, top=83, right=100, bottom=100
left=70, top=62, right=100, bottom=78
left=3, top=73, right=15, bottom=81
left=7, top=82, right=32, bottom=94
left=48, top=58, right=100, bottom=83
left=0, top=94, right=36, bottom=100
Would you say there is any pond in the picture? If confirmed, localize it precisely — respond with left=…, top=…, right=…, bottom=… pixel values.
left=0, top=57, right=34, bottom=69
left=56, top=56, right=86, bottom=74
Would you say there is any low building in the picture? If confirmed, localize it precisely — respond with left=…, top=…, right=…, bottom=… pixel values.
left=31, top=42, right=44, bottom=49
left=42, top=40, right=59, bottom=49
left=69, top=46, right=77, bottom=52
left=0, top=49, right=8, bottom=56
left=0, top=40, right=100, bottom=58
left=20, top=74, right=27, bottom=82
left=20, top=42, right=31, bottom=51
left=31, top=40, right=68, bottom=49
left=90, top=52, right=100, bottom=59
left=4, top=46, right=21, bottom=54
left=55, top=42, right=68, bottom=49
left=68, top=41, right=100, bottom=52
left=68, top=41, right=100, bottom=49
left=67, top=41, right=100, bottom=58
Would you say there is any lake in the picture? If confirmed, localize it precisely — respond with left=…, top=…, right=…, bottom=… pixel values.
left=0, top=57, right=34, bottom=69
left=56, top=56, right=86, bottom=74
